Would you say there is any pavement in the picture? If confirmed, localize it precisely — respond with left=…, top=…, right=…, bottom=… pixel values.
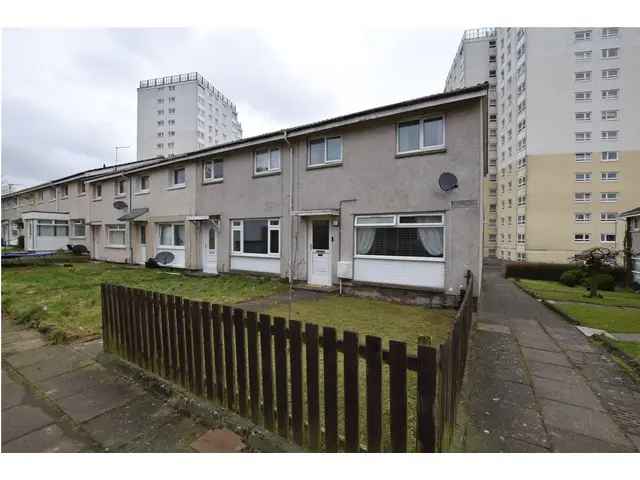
left=1, top=314, right=289, bottom=453
left=453, top=264, right=640, bottom=453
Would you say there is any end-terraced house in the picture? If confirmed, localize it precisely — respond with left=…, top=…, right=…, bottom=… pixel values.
left=2, top=84, right=487, bottom=297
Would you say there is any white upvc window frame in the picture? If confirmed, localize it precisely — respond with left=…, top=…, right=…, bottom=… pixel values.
left=157, top=222, right=186, bottom=249
left=601, top=89, right=619, bottom=100
left=230, top=218, right=281, bottom=258
left=106, top=224, right=127, bottom=248
left=115, top=179, right=127, bottom=198
left=601, top=28, right=619, bottom=39
left=77, top=181, right=86, bottom=196
left=600, top=233, right=616, bottom=243
left=575, top=213, right=592, bottom=224
left=575, top=131, right=591, bottom=142
left=600, top=212, right=617, bottom=223
left=70, top=219, right=86, bottom=239
left=601, top=68, right=619, bottom=80
left=136, top=175, right=150, bottom=194
left=36, top=219, right=69, bottom=237
left=353, top=212, right=446, bottom=262
left=601, top=130, right=618, bottom=141
left=601, top=47, right=619, bottom=59
left=575, top=50, right=592, bottom=61
left=203, top=159, right=224, bottom=183
left=254, top=148, right=281, bottom=176
left=168, top=167, right=186, bottom=189
left=601, top=171, right=618, bottom=182
left=575, top=192, right=592, bottom=203
left=574, top=30, right=592, bottom=41
left=575, top=172, right=592, bottom=183
left=60, top=184, right=69, bottom=199
left=600, top=192, right=618, bottom=203
left=308, top=136, right=343, bottom=167
left=575, top=111, right=592, bottom=121
left=93, top=183, right=103, bottom=201
left=574, top=233, right=591, bottom=243
left=396, top=115, right=446, bottom=155
left=575, top=91, right=592, bottom=102
left=601, top=110, right=618, bottom=121
left=574, top=70, right=591, bottom=82
left=575, top=152, right=592, bottom=163
left=601, top=151, right=618, bottom=162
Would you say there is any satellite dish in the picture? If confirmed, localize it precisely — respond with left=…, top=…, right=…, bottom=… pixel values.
left=438, top=172, right=458, bottom=192
left=113, top=200, right=128, bottom=210
left=155, top=251, right=175, bottom=265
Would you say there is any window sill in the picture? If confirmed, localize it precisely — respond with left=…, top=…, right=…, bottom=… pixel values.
left=114, top=194, right=127, bottom=199
left=354, top=255, right=445, bottom=263
left=395, top=147, right=446, bottom=159
left=253, top=171, right=281, bottom=179
left=77, top=194, right=86, bottom=197
left=231, top=253, right=280, bottom=259
left=93, top=198, right=103, bottom=202
left=306, top=161, right=343, bottom=171
left=70, top=236, right=87, bottom=240
left=203, top=178, right=224, bottom=185
left=60, top=196, right=69, bottom=200
left=105, top=245, right=127, bottom=249
left=158, top=245, right=185, bottom=250
left=134, top=191, right=150, bottom=196
left=166, top=185, right=186, bottom=191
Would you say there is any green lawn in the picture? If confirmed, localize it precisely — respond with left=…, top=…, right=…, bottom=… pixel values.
left=517, top=279, right=640, bottom=308
left=516, top=279, right=640, bottom=334
left=610, top=340, right=640, bottom=361
left=266, top=296, right=455, bottom=451
left=2, top=262, right=287, bottom=341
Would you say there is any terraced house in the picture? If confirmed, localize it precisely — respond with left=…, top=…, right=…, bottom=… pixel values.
left=2, top=84, right=487, bottom=297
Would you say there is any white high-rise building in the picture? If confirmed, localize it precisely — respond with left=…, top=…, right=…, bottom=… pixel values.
left=137, top=72, right=242, bottom=160
left=446, top=27, right=640, bottom=263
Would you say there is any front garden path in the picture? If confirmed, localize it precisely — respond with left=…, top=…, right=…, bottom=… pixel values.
left=453, top=264, right=640, bottom=452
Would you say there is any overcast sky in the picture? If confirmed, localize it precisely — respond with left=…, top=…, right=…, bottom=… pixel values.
left=1, top=28, right=462, bottom=189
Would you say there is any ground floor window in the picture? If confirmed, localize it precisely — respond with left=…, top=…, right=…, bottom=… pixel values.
left=37, top=219, right=69, bottom=237
left=158, top=223, right=185, bottom=247
left=354, top=213, right=444, bottom=259
left=106, top=224, right=127, bottom=247
left=139, top=224, right=147, bottom=245
left=632, top=256, right=640, bottom=284
left=231, top=218, right=280, bottom=256
left=70, top=219, right=86, bottom=238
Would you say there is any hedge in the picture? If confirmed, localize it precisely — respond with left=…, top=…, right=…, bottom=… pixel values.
left=504, top=261, right=625, bottom=284
left=2, top=253, right=90, bottom=268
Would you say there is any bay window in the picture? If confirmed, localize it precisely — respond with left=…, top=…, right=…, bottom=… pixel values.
left=255, top=148, right=281, bottom=175
left=107, top=224, right=126, bottom=247
left=355, top=213, right=445, bottom=260
left=37, top=220, right=69, bottom=237
left=397, top=116, right=445, bottom=153
left=158, top=223, right=185, bottom=247
left=231, top=218, right=280, bottom=256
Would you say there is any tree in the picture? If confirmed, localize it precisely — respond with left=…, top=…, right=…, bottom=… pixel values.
left=570, top=247, right=619, bottom=298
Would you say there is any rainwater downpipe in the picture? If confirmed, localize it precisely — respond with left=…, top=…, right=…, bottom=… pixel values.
left=283, top=130, right=294, bottom=286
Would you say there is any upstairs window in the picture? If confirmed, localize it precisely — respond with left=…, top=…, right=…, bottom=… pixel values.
left=601, top=28, right=618, bottom=38
left=575, top=152, right=592, bottom=163
left=600, top=192, right=618, bottom=202
left=574, top=233, right=591, bottom=243
left=77, top=181, right=86, bottom=196
left=601, top=110, right=618, bottom=121
left=575, top=71, right=591, bottom=81
left=601, top=151, right=618, bottom=162
left=254, top=148, right=281, bottom=175
left=600, top=233, right=616, bottom=243
left=574, top=30, right=592, bottom=41
left=575, top=213, right=591, bottom=223
left=601, top=48, right=619, bottom=59
left=204, top=159, right=224, bottom=182
left=136, top=175, right=150, bottom=193
left=397, top=116, right=445, bottom=153
left=575, top=172, right=592, bottom=182
left=601, top=89, right=619, bottom=100
left=600, top=212, right=617, bottom=222
left=602, top=68, right=619, bottom=80
left=115, top=179, right=126, bottom=196
left=309, top=137, right=343, bottom=166
left=60, top=184, right=69, bottom=198
left=575, top=91, right=592, bottom=102
left=93, top=183, right=102, bottom=200
left=575, top=50, right=592, bottom=61
left=170, top=167, right=186, bottom=187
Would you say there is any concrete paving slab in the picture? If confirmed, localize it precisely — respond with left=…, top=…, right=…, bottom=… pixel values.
left=38, top=364, right=119, bottom=401
left=476, top=322, right=511, bottom=335
left=540, top=398, right=630, bottom=447
left=528, top=361, right=582, bottom=384
left=531, top=375, right=605, bottom=411
left=56, top=380, right=145, bottom=423
left=472, top=379, right=538, bottom=411
left=71, top=339, right=103, bottom=359
left=1, top=376, right=29, bottom=411
left=83, top=394, right=176, bottom=450
left=17, top=350, right=94, bottom=383
left=1, top=404, right=56, bottom=444
left=549, top=428, right=636, bottom=453
left=1, top=423, right=89, bottom=453
left=514, top=333, right=561, bottom=352
left=5, top=345, right=67, bottom=368
left=2, top=337, right=49, bottom=355
left=463, top=427, right=550, bottom=453
left=521, top=347, right=571, bottom=367
left=191, top=429, right=246, bottom=453
left=544, top=326, right=596, bottom=353
left=473, top=400, right=550, bottom=449
left=2, top=329, right=43, bottom=345
left=119, top=416, right=208, bottom=452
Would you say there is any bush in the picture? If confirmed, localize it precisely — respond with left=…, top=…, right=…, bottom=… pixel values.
left=505, top=261, right=625, bottom=284
left=559, top=269, right=584, bottom=287
left=583, top=273, right=616, bottom=292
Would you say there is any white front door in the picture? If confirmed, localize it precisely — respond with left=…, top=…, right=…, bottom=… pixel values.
left=308, top=219, right=331, bottom=286
left=137, top=224, right=147, bottom=265
left=202, top=223, right=218, bottom=274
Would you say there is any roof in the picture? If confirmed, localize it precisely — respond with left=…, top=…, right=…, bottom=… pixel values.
left=86, top=83, right=488, bottom=183
left=619, top=207, right=640, bottom=218
left=2, top=158, right=164, bottom=200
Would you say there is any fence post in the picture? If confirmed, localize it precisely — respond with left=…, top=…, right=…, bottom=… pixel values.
left=416, top=345, right=438, bottom=452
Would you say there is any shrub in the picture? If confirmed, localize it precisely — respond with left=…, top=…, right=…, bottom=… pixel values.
left=583, top=273, right=615, bottom=292
left=505, top=261, right=625, bottom=284
left=559, top=269, right=584, bottom=287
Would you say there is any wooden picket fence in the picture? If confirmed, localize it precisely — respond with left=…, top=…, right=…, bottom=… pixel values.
left=100, top=272, right=474, bottom=452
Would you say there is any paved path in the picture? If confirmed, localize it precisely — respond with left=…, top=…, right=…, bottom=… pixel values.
left=454, top=264, right=640, bottom=452
left=1, top=316, right=287, bottom=452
